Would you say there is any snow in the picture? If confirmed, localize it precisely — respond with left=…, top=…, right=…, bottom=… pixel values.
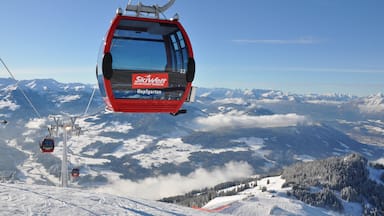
left=363, top=125, right=384, bottom=134
left=0, top=90, right=19, bottom=111
left=26, top=80, right=37, bottom=89
left=101, top=121, right=134, bottom=134
left=231, top=137, right=264, bottom=151
left=24, top=118, right=46, bottom=130
left=133, top=138, right=200, bottom=168
left=1, top=79, right=381, bottom=215
left=305, top=100, right=344, bottom=105
left=132, top=137, right=268, bottom=169
left=60, top=139, right=111, bottom=166
left=0, top=183, right=219, bottom=216
left=358, top=93, right=384, bottom=113
left=5, top=139, right=62, bottom=185
left=373, top=157, right=384, bottom=165
left=73, top=85, right=86, bottom=91
left=256, top=98, right=283, bottom=103
left=104, top=135, right=154, bottom=159
left=0, top=99, right=19, bottom=111
left=213, top=98, right=247, bottom=105
left=1, top=175, right=364, bottom=216
left=294, top=154, right=316, bottom=162
left=203, top=194, right=249, bottom=210
left=200, top=92, right=211, bottom=97
left=338, top=141, right=349, bottom=150
left=15, top=115, right=262, bottom=201
left=203, top=176, right=353, bottom=216
left=0, top=176, right=361, bottom=216
left=57, top=95, right=81, bottom=103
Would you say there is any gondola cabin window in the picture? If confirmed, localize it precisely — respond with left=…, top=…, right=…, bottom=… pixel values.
left=108, top=19, right=188, bottom=100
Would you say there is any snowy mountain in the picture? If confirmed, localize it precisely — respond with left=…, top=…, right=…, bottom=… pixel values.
left=0, top=78, right=384, bottom=214
left=357, top=93, right=384, bottom=114
left=2, top=154, right=382, bottom=215
left=167, top=154, right=384, bottom=215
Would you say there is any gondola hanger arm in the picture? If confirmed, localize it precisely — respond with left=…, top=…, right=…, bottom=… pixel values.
left=125, top=0, right=176, bottom=18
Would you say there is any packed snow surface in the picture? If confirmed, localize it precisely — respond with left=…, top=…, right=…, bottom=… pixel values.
left=203, top=176, right=362, bottom=216
left=0, top=183, right=221, bottom=216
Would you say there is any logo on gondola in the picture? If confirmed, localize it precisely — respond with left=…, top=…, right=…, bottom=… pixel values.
left=132, top=73, right=169, bottom=89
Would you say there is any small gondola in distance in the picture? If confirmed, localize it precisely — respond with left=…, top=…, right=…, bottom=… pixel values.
left=96, top=13, right=195, bottom=114
left=40, top=137, right=55, bottom=153
left=71, top=168, right=80, bottom=178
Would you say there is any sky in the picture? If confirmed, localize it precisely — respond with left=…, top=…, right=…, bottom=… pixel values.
left=0, top=0, right=383, bottom=96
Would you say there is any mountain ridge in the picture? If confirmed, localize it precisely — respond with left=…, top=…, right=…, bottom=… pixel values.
left=162, top=153, right=384, bottom=215
left=1, top=78, right=383, bottom=203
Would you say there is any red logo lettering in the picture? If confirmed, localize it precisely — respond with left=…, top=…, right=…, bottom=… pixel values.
left=132, top=73, right=169, bottom=89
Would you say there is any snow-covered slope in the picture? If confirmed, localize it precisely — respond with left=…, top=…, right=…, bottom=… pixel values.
left=209, top=177, right=363, bottom=216
left=357, top=93, right=384, bottom=113
left=203, top=176, right=348, bottom=216
left=191, top=154, right=384, bottom=215
left=0, top=182, right=220, bottom=215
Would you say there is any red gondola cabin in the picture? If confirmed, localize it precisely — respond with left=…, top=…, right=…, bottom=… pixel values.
left=71, top=168, right=80, bottom=178
left=40, top=137, right=54, bottom=153
left=96, top=14, right=195, bottom=114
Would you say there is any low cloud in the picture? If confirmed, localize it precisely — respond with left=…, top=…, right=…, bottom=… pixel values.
left=195, top=113, right=309, bottom=131
left=358, top=104, right=384, bottom=113
left=93, top=161, right=253, bottom=200
left=213, top=98, right=247, bottom=105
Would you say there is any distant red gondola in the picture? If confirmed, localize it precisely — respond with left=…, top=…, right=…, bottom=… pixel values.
left=71, top=168, right=80, bottom=178
left=96, top=11, right=195, bottom=114
left=40, top=137, right=54, bottom=153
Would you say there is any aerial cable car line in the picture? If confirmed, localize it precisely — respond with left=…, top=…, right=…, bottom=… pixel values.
left=47, top=115, right=80, bottom=187
left=83, top=86, right=97, bottom=116
left=96, top=0, right=196, bottom=115
left=0, top=57, right=103, bottom=120
left=0, top=58, right=94, bottom=187
left=0, top=58, right=42, bottom=118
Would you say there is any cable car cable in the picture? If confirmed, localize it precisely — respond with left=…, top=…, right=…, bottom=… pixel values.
left=83, top=86, right=97, bottom=116
left=0, top=58, right=42, bottom=118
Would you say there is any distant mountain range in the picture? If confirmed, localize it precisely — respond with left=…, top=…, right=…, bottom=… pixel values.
left=0, top=78, right=383, bottom=201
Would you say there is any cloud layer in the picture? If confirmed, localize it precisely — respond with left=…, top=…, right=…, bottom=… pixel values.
left=195, top=113, right=309, bottom=131
left=94, top=161, right=254, bottom=200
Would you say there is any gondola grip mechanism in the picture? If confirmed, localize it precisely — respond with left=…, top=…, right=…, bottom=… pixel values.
left=125, top=0, right=176, bottom=18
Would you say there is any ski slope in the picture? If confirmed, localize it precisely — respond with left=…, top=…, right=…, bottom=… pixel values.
left=0, top=183, right=223, bottom=215
left=203, top=176, right=362, bottom=216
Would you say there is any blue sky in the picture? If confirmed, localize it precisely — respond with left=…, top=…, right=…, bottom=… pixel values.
left=0, top=0, right=383, bottom=96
